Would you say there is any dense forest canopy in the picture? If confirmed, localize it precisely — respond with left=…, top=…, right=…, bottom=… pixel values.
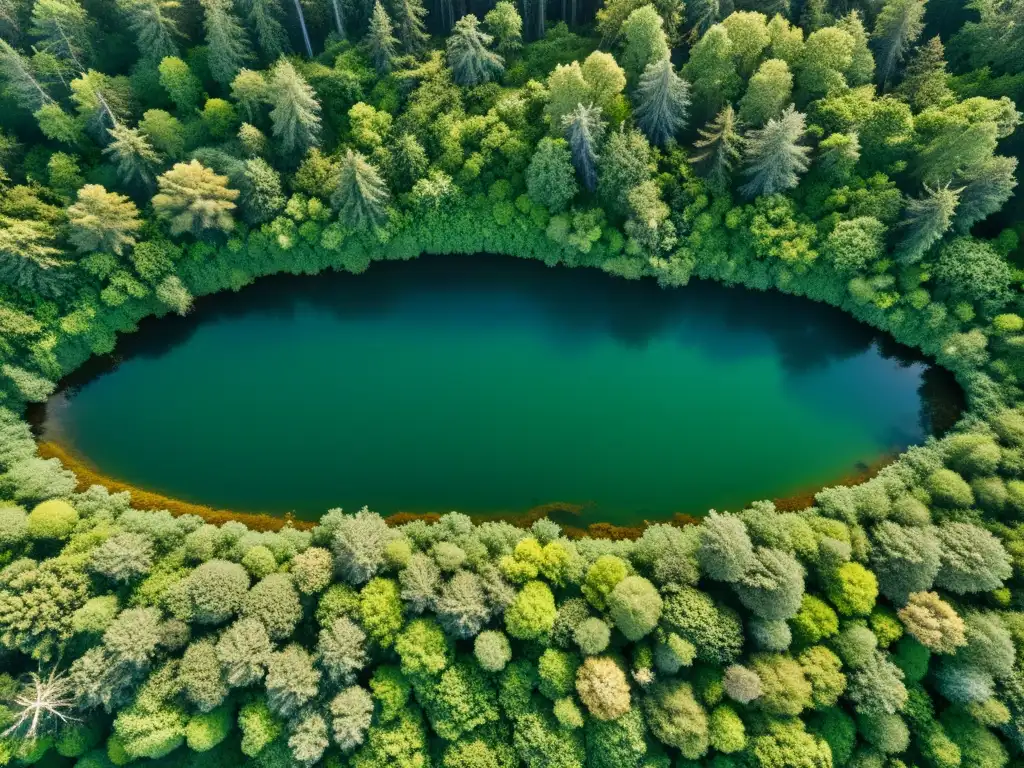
left=1, top=0, right=1024, bottom=765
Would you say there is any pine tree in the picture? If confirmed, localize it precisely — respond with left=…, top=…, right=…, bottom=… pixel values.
left=30, top=0, right=92, bottom=63
left=634, top=56, right=690, bottom=147
left=116, top=0, right=182, bottom=62
left=690, top=104, right=742, bottom=193
left=367, top=1, right=398, bottom=74
left=561, top=102, right=606, bottom=192
left=446, top=13, right=504, bottom=86
left=954, top=155, right=1017, bottom=233
left=896, top=183, right=960, bottom=263
left=103, top=124, right=162, bottom=189
left=871, top=0, right=926, bottom=89
left=201, top=0, right=253, bottom=86
left=152, top=160, right=240, bottom=236
left=896, top=36, right=953, bottom=110
left=391, top=0, right=429, bottom=53
left=67, top=184, right=143, bottom=255
left=331, top=149, right=390, bottom=230
left=267, top=58, right=321, bottom=157
left=239, top=0, right=288, bottom=60
left=0, top=217, right=68, bottom=298
left=739, top=105, right=810, bottom=199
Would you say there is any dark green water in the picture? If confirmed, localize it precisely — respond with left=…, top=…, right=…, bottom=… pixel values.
left=37, top=255, right=961, bottom=525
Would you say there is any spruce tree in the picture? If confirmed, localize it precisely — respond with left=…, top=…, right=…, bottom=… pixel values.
left=896, top=183, right=960, bottom=263
left=690, top=104, right=742, bottom=193
left=201, top=0, right=253, bottom=86
left=367, top=1, right=398, bottom=74
left=117, top=0, right=182, bottom=62
left=446, top=13, right=504, bottom=86
left=239, top=0, right=288, bottom=60
left=67, top=184, right=143, bottom=255
left=0, top=217, right=68, bottom=298
left=391, top=0, right=429, bottom=53
left=954, top=155, right=1017, bottom=233
left=0, top=39, right=55, bottom=112
left=104, top=124, right=162, bottom=188
left=561, top=102, right=606, bottom=193
left=30, top=0, right=92, bottom=63
left=739, top=105, right=810, bottom=199
left=332, top=149, right=390, bottom=230
left=896, top=36, right=953, bottom=110
left=634, top=56, right=690, bottom=147
left=871, top=0, right=926, bottom=89
left=267, top=58, right=322, bottom=157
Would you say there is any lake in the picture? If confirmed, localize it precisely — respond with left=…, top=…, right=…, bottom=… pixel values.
left=35, top=255, right=962, bottom=526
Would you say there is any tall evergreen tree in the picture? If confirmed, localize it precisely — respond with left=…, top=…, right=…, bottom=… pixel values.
left=633, top=56, right=690, bottom=147
left=561, top=102, right=606, bottom=192
left=30, top=0, right=92, bottom=63
left=953, top=155, right=1017, bottom=233
left=0, top=217, right=68, bottom=298
left=739, top=105, right=811, bottom=198
left=896, top=183, right=960, bottom=263
left=446, top=13, right=503, bottom=86
left=332, top=149, right=390, bottom=230
left=117, top=0, right=182, bottom=62
left=267, top=58, right=321, bottom=157
left=871, top=0, right=925, bottom=89
left=0, top=39, right=55, bottom=112
left=239, top=0, right=288, bottom=60
left=367, top=1, right=398, bottom=75
left=390, top=0, right=428, bottom=53
left=201, top=0, right=253, bottom=86
left=103, top=124, right=162, bottom=189
left=690, top=104, right=742, bottom=193
left=896, top=36, right=952, bottom=110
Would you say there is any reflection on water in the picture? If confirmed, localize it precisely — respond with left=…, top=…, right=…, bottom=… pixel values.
left=32, top=255, right=964, bottom=523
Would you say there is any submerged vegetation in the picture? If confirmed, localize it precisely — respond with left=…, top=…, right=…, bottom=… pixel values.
left=0, top=0, right=1022, bottom=763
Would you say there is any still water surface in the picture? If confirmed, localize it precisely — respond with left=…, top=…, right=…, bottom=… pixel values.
left=37, top=255, right=961, bottom=524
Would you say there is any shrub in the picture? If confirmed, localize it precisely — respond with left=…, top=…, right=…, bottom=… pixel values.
left=26, top=500, right=78, bottom=540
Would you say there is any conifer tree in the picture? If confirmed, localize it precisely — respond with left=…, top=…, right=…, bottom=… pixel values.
left=896, top=183, right=960, bottom=263
left=391, top=0, right=429, bottom=53
left=30, top=0, right=92, bottom=63
left=561, top=102, right=606, bottom=192
left=446, top=13, right=503, bottom=86
left=954, top=155, right=1017, bottom=233
left=331, top=149, right=390, bottom=230
left=739, top=105, right=810, bottom=198
left=896, top=36, right=952, bottom=110
left=239, top=0, right=288, bottom=60
left=267, top=58, right=321, bottom=157
left=117, top=0, right=182, bottom=62
left=104, top=124, right=162, bottom=189
left=871, top=0, right=925, bottom=89
left=367, top=1, right=398, bottom=74
left=484, top=1, right=522, bottom=55
left=0, top=217, right=68, bottom=297
left=152, top=160, right=240, bottom=236
left=291, top=0, right=313, bottom=56
left=634, top=57, right=690, bottom=147
left=687, top=0, right=720, bottom=40
left=67, top=184, right=143, bottom=255
left=690, top=103, right=742, bottom=193
left=0, top=39, right=55, bottom=112
left=201, top=0, right=253, bottom=86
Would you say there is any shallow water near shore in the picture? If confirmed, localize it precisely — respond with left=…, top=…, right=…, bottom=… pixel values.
left=34, top=254, right=963, bottom=525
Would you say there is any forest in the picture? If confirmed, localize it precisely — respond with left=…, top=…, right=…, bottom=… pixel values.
left=0, top=0, right=1024, bottom=763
